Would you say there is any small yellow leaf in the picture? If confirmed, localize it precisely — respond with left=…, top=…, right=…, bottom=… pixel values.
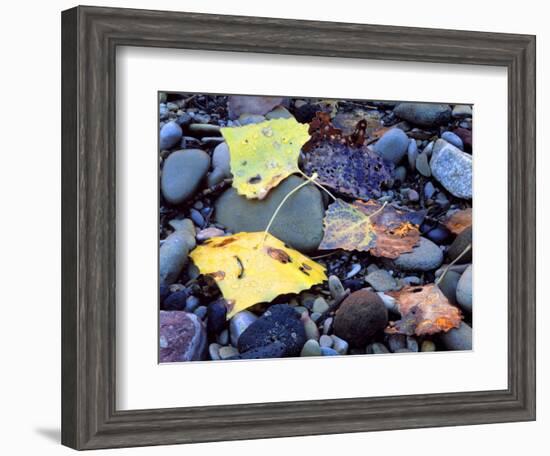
left=319, top=199, right=376, bottom=251
left=220, top=118, right=310, bottom=200
left=189, top=232, right=327, bottom=319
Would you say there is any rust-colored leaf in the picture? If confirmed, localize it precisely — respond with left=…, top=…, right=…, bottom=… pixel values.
left=444, top=208, right=473, bottom=235
left=387, top=284, right=462, bottom=336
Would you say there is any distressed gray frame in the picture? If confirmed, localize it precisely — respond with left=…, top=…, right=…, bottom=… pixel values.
left=61, top=5, right=536, bottom=450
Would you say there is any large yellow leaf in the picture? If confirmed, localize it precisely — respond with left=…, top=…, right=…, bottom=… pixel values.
left=189, top=232, right=327, bottom=319
left=220, top=118, right=310, bottom=200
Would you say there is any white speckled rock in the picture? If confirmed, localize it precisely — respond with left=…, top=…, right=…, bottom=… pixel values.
left=430, top=139, right=472, bottom=199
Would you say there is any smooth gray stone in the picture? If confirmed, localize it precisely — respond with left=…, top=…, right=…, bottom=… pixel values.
left=365, top=269, right=399, bottom=292
left=214, top=175, right=325, bottom=253
left=430, top=139, right=472, bottom=199
left=452, top=104, right=473, bottom=119
left=416, top=152, right=431, bottom=177
left=393, top=237, right=444, bottom=272
left=161, top=149, right=210, bottom=204
left=229, top=310, right=258, bottom=347
left=159, top=121, right=183, bottom=150
left=447, top=226, right=473, bottom=263
left=393, top=102, right=452, bottom=127
left=441, top=131, right=464, bottom=150
left=437, top=270, right=461, bottom=305
left=407, top=138, right=418, bottom=171
left=300, top=339, right=322, bottom=357
left=439, top=322, right=472, bottom=351
left=456, top=264, right=473, bottom=313
left=159, top=219, right=195, bottom=286
left=373, top=128, right=409, bottom=164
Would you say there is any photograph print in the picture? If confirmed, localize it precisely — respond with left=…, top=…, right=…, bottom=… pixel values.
left=158, top=93, right=473, bottom=363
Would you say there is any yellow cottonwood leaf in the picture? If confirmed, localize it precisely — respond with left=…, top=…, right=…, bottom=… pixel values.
left=319, top=199, right=377, bottom=251
left=220, top=118, right=310, bottom=200
left=189, top=232, right=327, bottom=319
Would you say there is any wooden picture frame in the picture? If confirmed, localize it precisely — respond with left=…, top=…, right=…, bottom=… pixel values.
left=61, top=5, right=536, bottom=450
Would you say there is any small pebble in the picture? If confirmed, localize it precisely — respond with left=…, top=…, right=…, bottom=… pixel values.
left=293, top=306, right=309, bottom=316
left=322, top=317, right=333, bottom=335
left=416, top=152, right=431, bottom=177
left=424, top=181, right=436, bottom=199
left=407, top=139, right=418, bottom=171
left=441, top=131, right=464, bottom=150
left=310, top=312, right=322, bottom=322
left=313, top=297, right=330, bottom=314
left=331, top=335, right=349, bottom=355
left=185, top=295, right=200, bottom=312
left=302, top=313, right=320, bottom=341
left=219, top=346, right=239, bottom=360
left=196, top=227, right=225, bottom=241
left=301, top=339, right=322, bottom=357
left=193, top=305, right=207, bottom=319
left=190, top=208, right=205, bottom=227
left=217, top=329, right=229, bottom=346
left=328, top=275, right=347, bottom=301
left=320, top=347, right=340, bottom=356
left=345, top=264, right=362, bottom=279
left=209, top=343, right=221, bottom=360
left=406, top=336, right=419, bottom=352
left=366, top=343, right=389, bottom=354
left=319, top=335, right=333, bottom=348
left=421, top=340, right=436, bottom=352
left=388, top=334, right=407, bottom=352
left=407, top=189, right=419, bottom=202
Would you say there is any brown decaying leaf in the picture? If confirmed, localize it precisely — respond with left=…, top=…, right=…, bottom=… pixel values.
left=387, top=284, right=462, bottom=336
left=444, top=208, right=473, bottom=235
left=354, top=200, right=421, bottom=259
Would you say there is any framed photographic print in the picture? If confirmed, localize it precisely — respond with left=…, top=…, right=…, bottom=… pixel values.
left=61, top=5, right=536, bottom=450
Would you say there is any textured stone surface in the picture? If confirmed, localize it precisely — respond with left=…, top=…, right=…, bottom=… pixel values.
left=373, top=128, right=409, bottom=164
left=333, top=289, right=388, bottom=347
left=159, top=311, right=207, bottom=362
left=237, top=304, right=306, bottom=356
left=430, top=139, right=472, bottom=199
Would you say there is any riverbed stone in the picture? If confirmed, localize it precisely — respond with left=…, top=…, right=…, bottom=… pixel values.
left=430, top=139, right=472, bottom=199
left=333, top=289, right=388, bottom=347
left=161, top=149, right=210, bottom=204
left=373, top=128, right=409, bottom=164
left=393, top=102, right=452, bottom=127
left=456, top=264, right=473, bottom=313
left=214, top=175, right=325, bottom=252
left=159, top=219, right=196, bottom=285
left=160, top=121, right=183, bottom=150
left=159, top=311, right=207, bottom=362
left=393, top=237, right=443, bottom=272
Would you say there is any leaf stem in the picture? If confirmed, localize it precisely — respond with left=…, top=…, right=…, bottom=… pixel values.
left=368, top=201, right=388, bottom=219
left=261, top=173, right=319, bottom=245
left=435, top=243, right=472, bottom=286
left=297, top=169, right=337, bottom=201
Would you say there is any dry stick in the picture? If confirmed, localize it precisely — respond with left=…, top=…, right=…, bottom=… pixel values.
left=261, top=172, right=319, bottom=245
left=435, top=243, right=472, bottom=286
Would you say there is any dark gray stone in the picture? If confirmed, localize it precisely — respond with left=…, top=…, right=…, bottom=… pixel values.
left=214, top=175, right=325, bottom=253
left=439, top=322, right=472, bottom=350
left=393, top=102, right=452, bottom=127
left=160, top=121, right=183, bottom=150
left=456, top=265, right=473, bottom=313
left=161, top=149, right=210, bottom=204
left=373, top=128, right=409, bottom=164
left=238, top=304, right=306, bottom=356
left=447, top=226, right=473, bottom=263
left=393, top=237, right=444, bottom=272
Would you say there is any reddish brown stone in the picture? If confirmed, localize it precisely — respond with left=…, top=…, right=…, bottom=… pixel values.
left=159, top=311, right=207, bottom=362
left=453, top=127, right=472, bottom=152
left=333, top=289, right=388, bottom=347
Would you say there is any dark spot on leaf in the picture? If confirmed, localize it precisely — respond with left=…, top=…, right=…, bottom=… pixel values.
left=299, top=266, right=311, bottom=276
left=215, top=237, right=237, bottom=247
left=234, top=255, right=244, bottom=279
left=266, top=247, right=292, bottom=264
left=301, top=263, right=312, bottom=271
left=248, top=174, right=262, bottom=184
